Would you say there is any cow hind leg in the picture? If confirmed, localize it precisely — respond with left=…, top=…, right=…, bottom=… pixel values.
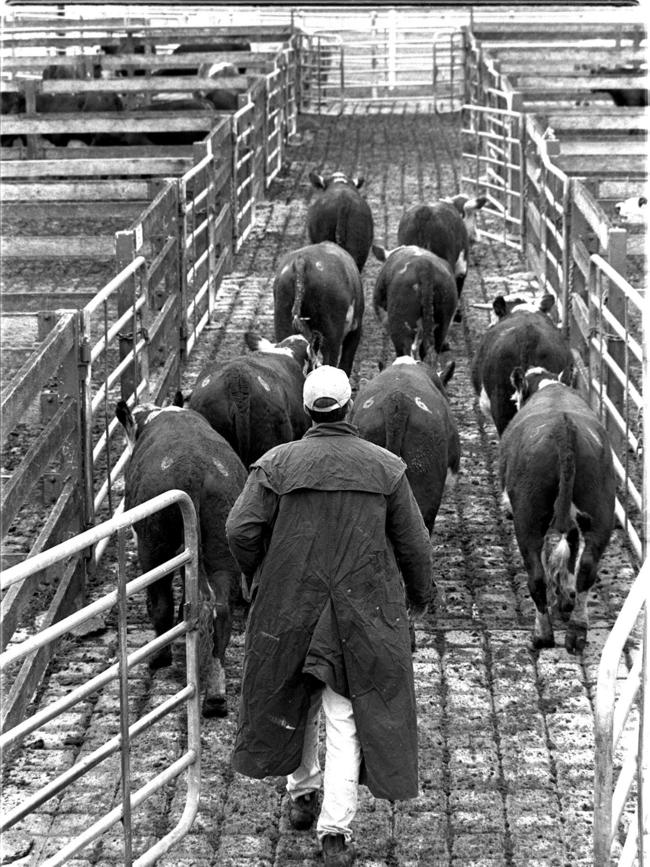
left=525, top=553, right=555, bottom=649
left=146, top=574, right=175, bottom=669
left=565, top=549, right=597, bottom=654
left=338, top=327, right=362, bottom=376
left=201, top=569, right=235, bottom=717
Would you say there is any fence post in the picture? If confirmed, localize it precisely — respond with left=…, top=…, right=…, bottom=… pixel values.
left=115, top=230, right=139, bottom=401
left=604, top=227, right=628, bottom=454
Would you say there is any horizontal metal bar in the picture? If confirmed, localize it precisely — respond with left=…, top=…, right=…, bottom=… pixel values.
left=1, top=618, right=190, bottom=754
left=613, top=652, right=643, bottom=749
left=91, top=293, right=146, bottom=364
left=85, top=257, right=146, bottom=316
left=1, top=684, right=194, bottom=831
left=41, top=750, right=198, bottom=867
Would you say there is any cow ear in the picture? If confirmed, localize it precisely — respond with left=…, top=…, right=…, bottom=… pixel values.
left=172, top=390, right=185, bottom=407
left=639, top=196, right=647, bottom=206
left=493, top=296, right=508, bottom=318
left=243, top=331, right=261, bottom=352
left=510, top=367, right=527, bottom=402
left=377, top=360, right=385, bottom=372
left=558, top=365, right=575, bottom=387
left=353, top=175, right=365, bottom=189
left=309, top=170, right=325, bottom=189
left=466, top=195, right=488, bottom=212
left=372, top=243, right=387, bottom=262
left=539, top=293, right=556, bottom=314
left=115, top=400, right=137, bottom=448
left=440, top=359, right=456, bottom=388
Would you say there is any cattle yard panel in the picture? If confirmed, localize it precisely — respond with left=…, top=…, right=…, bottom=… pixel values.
left=461, top=103, right=523, bottom=249
left=180, top=123, right=234, bottom=359
left=594, top=560, right=649, bottom=866
left=0, top=490, right=202, bottom=867
left=232, top=96, right=257, bottom=250
left=0, top=311, right=87, bottom=733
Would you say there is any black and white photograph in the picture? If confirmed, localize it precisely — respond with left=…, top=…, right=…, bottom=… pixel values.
left=0, top=1, right=648, bottom=864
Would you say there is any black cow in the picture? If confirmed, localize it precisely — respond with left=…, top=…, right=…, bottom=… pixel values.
left=142, top=96, right=218, bottom=146
left=274, top=241, right=364, bottom=375
left=188, top=333, right=314, bottom=467
left=351, top=356, right=460, bottom=535
left=306, top=169, right=374, bottom=272
left=397, top=194, right=488, bottom=321
left=499, top=366, right=615, bottom=653
left=471, top=293, right=573, bottom=435
left=371, top=243, right=458, bottom=363
left=589, top=63, right=648, bottom=107
left=116, top=399, right=247, bottom=717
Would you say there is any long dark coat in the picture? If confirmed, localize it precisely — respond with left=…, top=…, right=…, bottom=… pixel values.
left=225, top=422, right=432, bottom=801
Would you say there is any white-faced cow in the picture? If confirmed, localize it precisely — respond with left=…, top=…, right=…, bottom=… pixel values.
left=471, top=293, right=573, bottom=435
left=274, top=241, right=364, bottom=375
left=615, top=194, right=648, bottom=224
left=371, top=243, right=458, bottom=363
left=397, top=193, right=488, bottom=321
left=116, top=399, right=247, bottom=717
left=306, top=169, right=374, bottom=272
left=188, top=332, right=313, bottom=467
left=499, top=366, right=615, bottom=653
left=351, top=356, right=460, bottom=535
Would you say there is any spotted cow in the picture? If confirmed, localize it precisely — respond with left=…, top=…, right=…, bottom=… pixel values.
left=371, top=243, right=458, bottom=363
left=499, top=366, right=615, bottom=653
left=397, top=193, right=488, bottom=321
left=306, top=169, right=374, bottom=272
left=116, top=399, right=247, bottom=717
left=274, top=241, right=364, bottom=375
left=471, top=293, right=573, bottom=435
left=188, top=332, right=313, bottom=467
left=351, top=356, right=460, bottom=535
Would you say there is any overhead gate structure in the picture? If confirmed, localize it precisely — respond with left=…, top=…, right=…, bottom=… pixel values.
left=298, top=22, right=465, bottom=114
left=0, top=491, right=202, bottom=867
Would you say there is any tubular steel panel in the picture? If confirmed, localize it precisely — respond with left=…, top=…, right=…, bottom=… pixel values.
left=594, top=560, right=649, bottom=866
left=0, top=490, right=202, bottom=866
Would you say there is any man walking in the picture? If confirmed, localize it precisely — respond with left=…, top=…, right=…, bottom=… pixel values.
left=226, top=365, right=433, bottom=866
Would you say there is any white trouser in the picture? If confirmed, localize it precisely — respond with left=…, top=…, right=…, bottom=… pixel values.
left=286, top=684, right=361, bottom=844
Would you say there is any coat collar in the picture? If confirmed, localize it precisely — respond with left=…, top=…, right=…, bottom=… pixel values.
left=304, top=421, right=360, bottom=439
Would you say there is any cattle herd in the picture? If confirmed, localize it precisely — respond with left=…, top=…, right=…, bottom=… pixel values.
left=117, top=169, right=617, bottom=717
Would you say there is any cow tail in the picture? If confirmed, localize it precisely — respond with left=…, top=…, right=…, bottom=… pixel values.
left=384, top=392, right=408, bottom=457
left=546, top=413, right=577, bottom=579
left=335, top=197, right=352, bottom=248
left=422, top=280, right=436, bottom=360
left=291, top=256, right=309, bottom=336
left=229, top=368, right=251, bottom=465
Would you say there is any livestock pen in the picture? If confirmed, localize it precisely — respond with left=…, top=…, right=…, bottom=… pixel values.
left=1, top=7, right=648, bottom=867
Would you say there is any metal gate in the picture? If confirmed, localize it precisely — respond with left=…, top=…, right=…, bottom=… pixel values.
left=461, top=103, right=524, bottom=249
left=298, top=22, right=465, bottom=114
left=0, top=490, right=202, bottom=866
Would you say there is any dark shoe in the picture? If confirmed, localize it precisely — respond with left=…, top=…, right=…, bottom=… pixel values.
left=322, top=833, right=356, bottom=866
left=289, top=791, right=318, bottom=830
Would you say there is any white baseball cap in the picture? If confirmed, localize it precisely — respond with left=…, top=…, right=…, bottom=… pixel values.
left=303, top=365, right=352, bottom=412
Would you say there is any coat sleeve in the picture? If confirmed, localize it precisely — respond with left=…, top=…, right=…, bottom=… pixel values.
left=386, top=474, right=433, bottom=607
left=225, top=468, right=279, bottom=579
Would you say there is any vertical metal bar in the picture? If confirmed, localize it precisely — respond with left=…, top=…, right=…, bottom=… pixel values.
left=116, top=527, right=133, bottom=866
left=640, top=605, right=649, bottom=866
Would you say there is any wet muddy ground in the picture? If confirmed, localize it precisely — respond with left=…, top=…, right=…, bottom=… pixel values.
left=1, top=108, right=640, bottom=867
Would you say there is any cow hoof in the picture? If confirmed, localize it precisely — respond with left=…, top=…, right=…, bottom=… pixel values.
left=149, top=648, right=173, bottom=670
left=203, top=695, right=228, bottom=718
left=565, top=626, right=587, bottom=655
left=531, top=634, right=555, bottom=650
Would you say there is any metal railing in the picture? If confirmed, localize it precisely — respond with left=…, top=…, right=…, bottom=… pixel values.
left=0, top=490, right=202, bottom=867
